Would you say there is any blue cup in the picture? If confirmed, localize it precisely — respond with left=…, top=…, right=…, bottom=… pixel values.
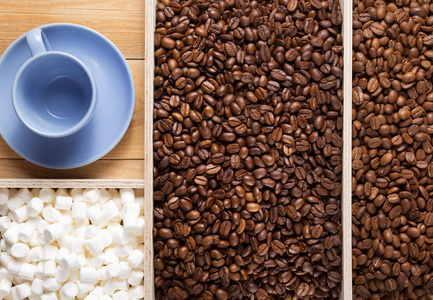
left=12, top=28, right=96, bottom=138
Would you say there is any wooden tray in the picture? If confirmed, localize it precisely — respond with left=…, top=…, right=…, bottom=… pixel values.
left=143, top=0, right=353, bottom=299
left=0, top=1, right=146, bottom=188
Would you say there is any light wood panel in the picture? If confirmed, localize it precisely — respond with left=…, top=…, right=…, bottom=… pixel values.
left=0, top=0, right=145, bottom=12
left=0, top=0, right=145, bottom=184
left=0, top=179, right=144, bottom=189
left=341, top=0, right=353, bottom=299
left=0, top=10, right=144, bottom=59
left=0, top=159, right=144, bottom=179
left=0, top=60, right=144, bottom=160
left=143, top=0, right=155, bottom=299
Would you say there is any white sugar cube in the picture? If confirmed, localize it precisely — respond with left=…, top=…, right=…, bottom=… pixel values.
left=44, top=223, right=65, bottom=242
left=86, top=229, right=112, bottom=255
left=42, top=278, right=61, bottom=292
left=13, top=205, right=29, bottom=223
left=122, top=202, right=140, bottom=217
left=6, top=194, right=24, bottom=211
left=113, top=290, right=128, bottom=300
left=29, top=246, right=43, bottom=262
left=54, top=265, right=70, bottom=283
left=118, top=261, right=132, bottom=280
left=14, top=282, right=31, bottom=299
left=0, top=279, right=12, bottom=297
left=42, top=207, right=61, bottom=223
left=128, top=270, right=144, bottom=286
left=55, top=196, right=73, bottom=210
left=120, top=188, right=135, bottom=203
left=80, top=266, right=96, bottom=282
left=42, top=261, right=56, bottom=278
left=11, top=243, right=30, bottom=259
left=18, top=223, right=35, bottom=243
left=91, top=252, right=105, bottom=268
left=87, top=206, right=104, bottom=225
left=72, top=202, right=87, bottom=219
left=27, top=197, right=43, bottom=217
left=41, top=292, right=59, bottom=300
left=17, top=189, right=33, bottom=203
left=0, top=188, right=9, bottom=205
left=128, top=285, right=144, bottom=299
left=85, top=225, right=99, bottom=239
left=61, top=282, right=78, bottom=299
left=105, top=263, right=120, bottom=279
left=39, top=188, right=55, bottom=203
left=102, top=200, right=119, bottom=221
left=31, top=278, right=44, bottom=295
left=127, top=249, right=144, bottom=268
left=83, top=189, right=100, bottom=203
left=77, top=281, right=94, bottom=294
left=104, top=248, right=119, bottom=265
left=43, top=245, right=59, bottom=261
left=71, top=188, right=84, bottom=201
left=6, top=259, right=22, bottom=276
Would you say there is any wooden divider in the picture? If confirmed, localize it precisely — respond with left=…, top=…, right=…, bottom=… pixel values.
left=143, top=0, right=156, bottom=299
left=341, top=0, right=353, bottom=298
left=144, top=0, right=353, bottom=299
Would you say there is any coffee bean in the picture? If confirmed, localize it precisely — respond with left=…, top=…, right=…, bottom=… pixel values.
left=353, top=1, right=433, bottom=298
left=353, top=86, right=364, bottom=105
left=296, top=282, right=309, bottom=297
left=246, top=203, right=260, bottom=213
left=271, top=240, right=286, bottom=255
left=154, top=0, right=343, bottom=299
left=424, top=35, right=433, bottom=46
left=257, top=244, right=269, bottom=256
left=256, top=288, right=268, bottom=300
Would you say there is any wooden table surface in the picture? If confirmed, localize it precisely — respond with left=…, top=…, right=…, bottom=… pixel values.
left=0, top=0, right=145, bottom=180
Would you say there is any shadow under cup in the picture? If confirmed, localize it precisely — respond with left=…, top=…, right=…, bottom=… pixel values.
left=13, top=52, right=95, bottom=138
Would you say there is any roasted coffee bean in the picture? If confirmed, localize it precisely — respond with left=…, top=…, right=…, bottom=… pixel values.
left=353, top=1, right=433, bottom=298
left=155, top=0, right=342, bottom=299
left=271, top=240, right=286, bottom=255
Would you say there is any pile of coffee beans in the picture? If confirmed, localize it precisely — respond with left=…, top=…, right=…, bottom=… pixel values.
left=153, top=0, right=343, bottom=299
left=353, top=0, right=433, bottom=299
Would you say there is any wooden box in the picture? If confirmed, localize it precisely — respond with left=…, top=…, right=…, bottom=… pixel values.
left=0, top=0, right=354, bottom=298
left=0, top=1, right=146, bottom=189
left=143, top=0, right=353, bottom=299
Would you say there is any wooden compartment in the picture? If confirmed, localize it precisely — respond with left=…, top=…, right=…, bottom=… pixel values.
left=0, top=1, right=145, bottom=187
left=144, top=0, right=353, bottom=299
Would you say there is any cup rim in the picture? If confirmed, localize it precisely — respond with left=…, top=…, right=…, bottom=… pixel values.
left=12, top=51, right=97, bottom=139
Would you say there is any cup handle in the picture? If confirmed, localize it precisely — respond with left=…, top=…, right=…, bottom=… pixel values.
left=26, top=28, right=51, bottom=57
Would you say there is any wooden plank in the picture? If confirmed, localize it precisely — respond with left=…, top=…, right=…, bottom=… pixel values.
left=341, top=0, right=353, bottom=298
left=143, top=0, right=155, bottom=299
left=0, top=159, right=144, bottom=180
left=0, top=10, right=144, bottom=59
left=0, top=60, right=144, bottom=160
left=0, top=0, right=145, bottom=12
left=0, top=179, right=144, bottom=189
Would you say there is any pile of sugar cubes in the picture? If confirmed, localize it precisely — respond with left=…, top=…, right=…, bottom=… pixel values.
left=0, top=188, right=144, bottom=299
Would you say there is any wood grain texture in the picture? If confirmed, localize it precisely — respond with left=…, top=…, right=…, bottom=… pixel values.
left=341, top=0, right=353, bottom=299
left=143, top=0, right=156, bottom=299
left=0, top=9, right=144, bottom=59
left=0, top=159, right=144, bottom=180
left=0, top=179, right=145, bottom=188
left=0, top=1, right=145, bottom=184
left=0, top=0, right=145, bottom=12
left=0, top=60, right=144, bottom=160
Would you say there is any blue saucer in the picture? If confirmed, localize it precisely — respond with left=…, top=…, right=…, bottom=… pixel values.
left=0, top=23, right=135, bottom=169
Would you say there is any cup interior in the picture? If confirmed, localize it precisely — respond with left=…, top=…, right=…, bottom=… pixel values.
left=13, top=52, right=95, bottom=138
